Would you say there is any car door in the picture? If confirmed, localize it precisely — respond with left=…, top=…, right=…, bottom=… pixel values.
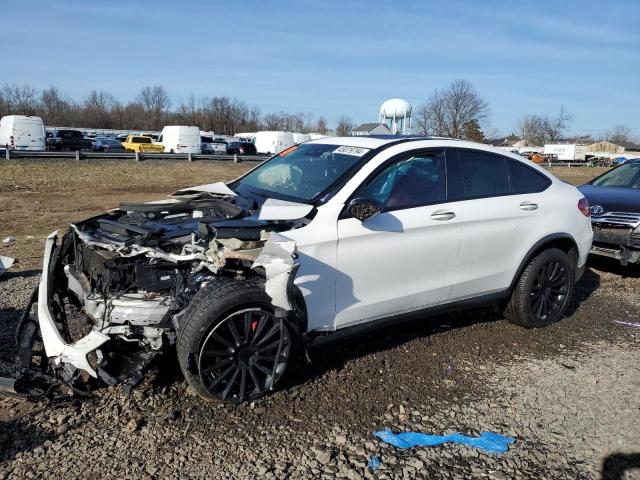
left=447, top=148, right=551, bottom=300
left=334, top=150, right=462, bottom=328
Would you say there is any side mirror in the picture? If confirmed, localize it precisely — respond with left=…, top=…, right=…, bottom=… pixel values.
left=347, top=198, right=383, bottom=222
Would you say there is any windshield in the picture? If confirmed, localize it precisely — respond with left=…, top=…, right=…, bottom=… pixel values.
left=235, top=143, right=371, bottom=202
left=592, top=162, right=640, bottom=189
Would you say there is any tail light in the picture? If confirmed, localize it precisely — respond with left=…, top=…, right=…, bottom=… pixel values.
left=239, top=147, right=244, bottom=154
left=578, top=198, right=590, bottom=217
left=9, top=135, right=14, bottom=147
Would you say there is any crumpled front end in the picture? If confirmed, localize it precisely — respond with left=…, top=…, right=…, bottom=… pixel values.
left=8, top=190, right=303, bottom=397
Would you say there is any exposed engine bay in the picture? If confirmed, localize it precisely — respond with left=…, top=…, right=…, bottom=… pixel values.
left=10, top=183, right=306, bottom=397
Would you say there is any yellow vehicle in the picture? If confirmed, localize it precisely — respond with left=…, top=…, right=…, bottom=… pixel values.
left=121, top=135, right=164, bottom=153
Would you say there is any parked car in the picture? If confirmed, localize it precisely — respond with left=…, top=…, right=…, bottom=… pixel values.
left=11, top=137, right=592, bottom=403
left=226, top=141, right=258, bottom=155
left=46, top=129, right=93, bottom=151
left=578, top=158, right=640, bottom=265
left=92, top=138, right=126, bottom=153
left=0, top=115, right=46, bottom=150
left=200, top=136, right=226, bottom=154
left=160, top=126, right=201, bottom=154
left=121, top=135, right=164, bottom=153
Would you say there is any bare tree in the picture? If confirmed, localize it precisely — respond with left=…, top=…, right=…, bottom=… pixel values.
left=604, top=124, right=633, bottom=145
left=516, top=107, right=572, bottom=145
left=83, top=90, right=118, bottom=128
left=315, top=116, right=329, bottom=134
left=335, top=115, right=354, bottom=136
left=1, top=84, right=39, bottom=115
left=40, top=86, right=74, bottom=125
left=416, top=80, right=489, bottom=139
left=138, top=85, right=171, bottom=130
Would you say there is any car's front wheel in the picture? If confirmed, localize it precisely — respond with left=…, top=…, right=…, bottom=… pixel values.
left=504, top=248, right=574, bottom=328
left=177, top=277, right=298, bottom=403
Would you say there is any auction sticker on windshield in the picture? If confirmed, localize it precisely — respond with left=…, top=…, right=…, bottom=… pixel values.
left=334, top=146, right=370, bottom=156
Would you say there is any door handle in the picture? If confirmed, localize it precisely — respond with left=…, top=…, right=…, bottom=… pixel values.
left=431, top=210, right=456, bottom=221
left=520, top=201, right=538, bottom=211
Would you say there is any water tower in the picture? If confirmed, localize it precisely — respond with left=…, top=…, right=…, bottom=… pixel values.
left=379, top=98, right=412, bottom=134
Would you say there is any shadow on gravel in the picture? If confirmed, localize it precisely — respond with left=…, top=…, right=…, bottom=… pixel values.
left=601, top=452, right=640, bottom=480
left=282, top=266, right=602, bottom=392
left=1, top=269, right=41, bottom=280
left=588, top=256, right=640, bottom=278
left=0, top=417, right=56, bottom=463
left=565, top=267, right=601, bottom=316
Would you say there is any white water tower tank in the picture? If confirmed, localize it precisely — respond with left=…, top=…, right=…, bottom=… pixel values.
left=379, top=98, right=412, bottom=134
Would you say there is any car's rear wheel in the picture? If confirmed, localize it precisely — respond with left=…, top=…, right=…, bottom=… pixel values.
left=177, top=277, right=299, bottom=403
left=504, top=248, right=574, bottom=328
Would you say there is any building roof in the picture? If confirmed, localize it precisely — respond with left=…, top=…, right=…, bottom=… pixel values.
left=352, top=123, right=390, bottom=133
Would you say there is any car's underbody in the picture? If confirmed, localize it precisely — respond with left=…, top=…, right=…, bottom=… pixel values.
left=6, top=183, right=305, bottom=398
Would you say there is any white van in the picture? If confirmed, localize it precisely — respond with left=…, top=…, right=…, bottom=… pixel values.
left=160, top=126, right=201, bottom=154
left=0, top=115, right=46, bottom=150
left=292, top=133, right=311, bottom=144
left=253, top=131, right=295, bottom=155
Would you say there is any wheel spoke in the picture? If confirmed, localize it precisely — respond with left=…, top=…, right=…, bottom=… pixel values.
left=254, top=361, right=273, bottom=376
left=208, top=364, right=235, bottom=390
left=248, top=365, right=263, bottom=393
left=250, top=314, right=269, bottom=344
left=257, top=338, right=282, bottom=353
left=227, top=318, right=242, bottom=346
left=238, top=367, right=247, bottom=401
left=221, top=368, right=240, bottom=400
left=243, top=312, right=252, bottom=342
left=210, top=332, right=235, bottom=350
left=256, top=323, right=281, bottom=347
left=200, top=357, right=233, bottom=376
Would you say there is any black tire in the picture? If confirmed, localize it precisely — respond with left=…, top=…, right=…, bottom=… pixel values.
left=177, top=276, right=300, bottom=403
left=504, top=248, right=574, bottom=328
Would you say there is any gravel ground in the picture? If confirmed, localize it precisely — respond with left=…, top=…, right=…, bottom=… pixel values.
left=1, top=162, right=637, bottom=479
left=1, top=258, right=639, bottom=479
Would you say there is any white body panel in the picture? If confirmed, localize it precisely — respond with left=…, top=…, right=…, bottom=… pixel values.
left=254, top=131, right=295, bottom=154
left=160, top=126, right=201, bottom=154
left=0, top=115, right=46, bottom=150
left=279, top=138, right=592, bottom=332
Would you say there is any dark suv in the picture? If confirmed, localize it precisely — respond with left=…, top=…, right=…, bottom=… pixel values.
left=226, top=141, right=257, bottom=155
left=46, top=130, right=93, bottom=151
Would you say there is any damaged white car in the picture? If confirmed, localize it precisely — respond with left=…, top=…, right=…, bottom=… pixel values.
left=6, top=136, right=593, bottom=403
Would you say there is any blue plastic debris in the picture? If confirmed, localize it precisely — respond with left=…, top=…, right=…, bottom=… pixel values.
left=374, top=430, right=515, bottom=454
left=367, top=455, right=382, bottom=472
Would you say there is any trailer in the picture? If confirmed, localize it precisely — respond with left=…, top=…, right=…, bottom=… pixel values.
left=544, top=144, right=588, bottom=161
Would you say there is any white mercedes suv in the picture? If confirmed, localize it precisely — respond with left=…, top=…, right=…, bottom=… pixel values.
left=12, top=136, right=593, bottom=403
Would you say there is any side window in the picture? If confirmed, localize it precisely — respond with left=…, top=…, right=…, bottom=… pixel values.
left=356, top=151, right=447, bottom=209
left=459, top=150, right=509, bottom=198
left=507, top=160, right=550, bottom=193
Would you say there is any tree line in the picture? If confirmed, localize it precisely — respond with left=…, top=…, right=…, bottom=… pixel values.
left=0, top=84, right=330, bottom=135
left=0, top=81, right=636, bottom=144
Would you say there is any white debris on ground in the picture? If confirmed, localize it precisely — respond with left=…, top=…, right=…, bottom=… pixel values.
left=0, top=256, right=15, bottom=276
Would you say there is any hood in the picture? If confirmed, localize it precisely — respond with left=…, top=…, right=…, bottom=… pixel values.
left=578, top=184, right=640, bottom=215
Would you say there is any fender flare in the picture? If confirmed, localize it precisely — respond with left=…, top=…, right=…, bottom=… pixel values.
left=508, top=233, right=579, bottom=292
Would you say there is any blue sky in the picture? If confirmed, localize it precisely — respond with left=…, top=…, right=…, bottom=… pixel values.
left=4, top=0, right=639, bottom=136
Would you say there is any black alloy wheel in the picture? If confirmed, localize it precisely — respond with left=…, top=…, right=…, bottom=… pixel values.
left=530, top=259, right=569, bottom=323
left=198, top=308, right=291, bottom=403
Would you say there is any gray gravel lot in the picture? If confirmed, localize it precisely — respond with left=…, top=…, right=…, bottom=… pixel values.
left=0, top=258, right=639, bottom=479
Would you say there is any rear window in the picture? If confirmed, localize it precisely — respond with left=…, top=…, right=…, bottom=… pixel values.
left=507, top=160, right=550, bottom=193
left=459, top=151, right=510, bottom=198
left=201, top=137, right=213, bottom=143
left=132, top=137, right=151, bottom=144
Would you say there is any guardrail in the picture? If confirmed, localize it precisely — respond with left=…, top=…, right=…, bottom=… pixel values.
left=0, top=149, right=269, bottom=163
